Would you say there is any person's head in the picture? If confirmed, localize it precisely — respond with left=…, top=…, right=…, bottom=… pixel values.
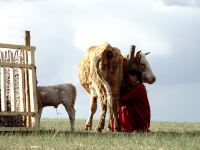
left=127, top=69, right=142, bottom=83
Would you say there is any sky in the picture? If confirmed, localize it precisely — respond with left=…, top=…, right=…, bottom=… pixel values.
left=0, top=0, right=200, bottom=122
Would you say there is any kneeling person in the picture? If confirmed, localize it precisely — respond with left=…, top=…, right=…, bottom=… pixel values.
left=119, top=69, right=151, bottom=132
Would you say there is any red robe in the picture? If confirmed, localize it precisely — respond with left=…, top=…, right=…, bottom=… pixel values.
left=119, top=82, right=150, bottom=132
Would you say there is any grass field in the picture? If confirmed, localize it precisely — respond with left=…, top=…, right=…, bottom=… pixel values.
left=0, top=119, right=200, bottom=150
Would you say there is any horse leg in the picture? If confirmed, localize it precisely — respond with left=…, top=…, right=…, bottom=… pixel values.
left=85, top=96, right=97, bottom=131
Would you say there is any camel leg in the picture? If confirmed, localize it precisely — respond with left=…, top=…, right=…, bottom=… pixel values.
left=112, top=97, right=121, bottom=132
left=38, top=108, right=42, bottom=128
left=85, top=96, right=97, bottom=131
left=96, top=99, right=107, bottom=133
left=107, top=101, right=113, bottom=131
left=64, top=103, right=76, bottom=131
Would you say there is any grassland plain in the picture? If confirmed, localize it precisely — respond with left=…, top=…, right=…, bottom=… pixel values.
left=0, top=119, right=200, bottom=150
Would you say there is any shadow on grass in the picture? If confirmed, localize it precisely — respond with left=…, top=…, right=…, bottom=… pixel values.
left=1, top=129, right=200, bottom=137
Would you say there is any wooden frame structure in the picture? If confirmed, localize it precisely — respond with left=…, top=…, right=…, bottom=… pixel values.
left=0, top=31, right=38, bottom=131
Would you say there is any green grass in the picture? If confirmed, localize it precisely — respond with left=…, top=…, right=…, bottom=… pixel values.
left=0, top=119, right=200, bottom=150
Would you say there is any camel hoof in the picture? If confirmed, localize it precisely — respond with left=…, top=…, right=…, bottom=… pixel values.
left=96, top=127, right=102, bottom=133
left=85, top=125, right=92, bottom=131
left=70, top=128, right=75, bottom=132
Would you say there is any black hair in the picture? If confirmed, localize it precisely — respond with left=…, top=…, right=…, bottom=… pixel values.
left=127, top=69, right=142, bottom=83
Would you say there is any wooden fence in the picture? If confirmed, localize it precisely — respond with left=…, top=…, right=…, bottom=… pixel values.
left=0, top=31, right=38, bottom=131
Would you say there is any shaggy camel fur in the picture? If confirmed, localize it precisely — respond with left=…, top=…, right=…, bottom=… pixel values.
left=78, top=43, right=156, bottom=132
left=79, top=43, right=123, bottom=132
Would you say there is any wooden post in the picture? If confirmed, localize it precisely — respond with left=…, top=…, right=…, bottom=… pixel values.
left=24, top=31, right=31, bottom=127
left=9, top=51, right=16, bottom=111
left=25, top=31, right=30, bottom=46
left=0, top=52, right=7, bottom=111
left=19, top=50, right=25, bottom=112
left=29, top=47, right=38, bottom=128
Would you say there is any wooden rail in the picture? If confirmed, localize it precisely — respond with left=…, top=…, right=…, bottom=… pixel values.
left=0, top=43, right=35, bottom=51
